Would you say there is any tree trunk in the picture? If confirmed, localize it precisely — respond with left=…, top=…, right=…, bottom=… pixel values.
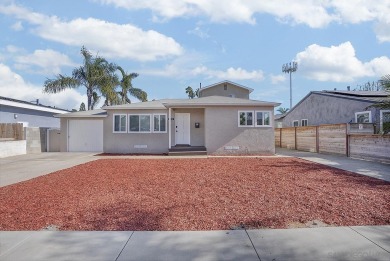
left=87, top=88, right=92, bottom=110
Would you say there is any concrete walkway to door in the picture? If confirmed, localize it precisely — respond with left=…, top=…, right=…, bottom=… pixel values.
left=275, top=148, right=390, bottom=182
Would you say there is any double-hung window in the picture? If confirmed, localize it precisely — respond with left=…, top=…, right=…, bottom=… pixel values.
left=255, top=111, right=271, bottom=127
left=238, top=111, right=254, bottom=127
left=153, top=114, right=167, bottom=133
left=129, top=114, right=151, bottom=133
left=113, top=114, right=127, bottom=133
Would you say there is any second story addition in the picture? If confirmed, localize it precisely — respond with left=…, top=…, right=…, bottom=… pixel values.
left=199, top=80, right=253, bottom=99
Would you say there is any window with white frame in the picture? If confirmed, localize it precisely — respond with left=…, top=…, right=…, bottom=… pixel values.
left=255, top=111, right=271, bottom=126
left=129, top=114, right=151, bottom=132
left=113, top=114, right=127, bottom=133
left=238, top=111, right=254, bottom=127
left=355, top=111, right=371, bottom=123
left=301, top=119, right=308, bottom=126
left=153, top=114, right=167, bottom=133
left=293, top=120, right=299, bottom=127
left=380, top=110, right=390, bottom=134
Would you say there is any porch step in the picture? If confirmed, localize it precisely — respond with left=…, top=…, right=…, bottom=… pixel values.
left=168, top=146, right=207, bottom=156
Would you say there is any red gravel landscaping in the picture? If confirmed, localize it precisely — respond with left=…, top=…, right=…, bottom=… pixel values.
left=1, top=158, right=389, bottom=231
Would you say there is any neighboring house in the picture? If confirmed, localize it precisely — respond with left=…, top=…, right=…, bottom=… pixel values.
left=56, top=81, right=280, bottom=154
left=275, top=90, right=390, bottom=133
left=0, top=96, right=69, bottom=128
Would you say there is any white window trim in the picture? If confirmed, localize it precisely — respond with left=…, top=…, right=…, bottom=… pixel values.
left=301, top=119, right=308, bottom=126
left=128, top=114, right=152, bottom=133
left=238, top=111, right=254, bottom=127
left=293, top=120, right=299, bottom=127
left=355, top=111, right=372, bottom=123
left=153, top=114, right=168, bottom=133
left=380, top=110, right=390, bottom=133
left=255, top=111, right=272, bottom=127
left=113, top=114, right=127, bottom=133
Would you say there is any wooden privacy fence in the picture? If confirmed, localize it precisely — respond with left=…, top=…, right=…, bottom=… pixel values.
left=0, top=123, right=24, bottom=140
left=275, top=123, right=390, bottom=163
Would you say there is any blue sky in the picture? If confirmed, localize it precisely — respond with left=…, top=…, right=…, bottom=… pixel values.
left=0, top=0, right=389, bottom=111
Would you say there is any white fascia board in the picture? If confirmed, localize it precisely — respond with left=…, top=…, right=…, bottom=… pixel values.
left=0, top=99, right=68, bottom=114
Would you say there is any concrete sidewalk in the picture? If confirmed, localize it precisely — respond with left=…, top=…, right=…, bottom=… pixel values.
left=1, top=226, right=389, bottom=261
left=275, top=148, right=390, bottom=182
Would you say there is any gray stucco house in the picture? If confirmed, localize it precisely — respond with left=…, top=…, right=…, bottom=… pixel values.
left=56, top=80, right=280, bottom=154
left=0, top=96, right=69, bottom=128
left=275, top=90, right=390, bottom=133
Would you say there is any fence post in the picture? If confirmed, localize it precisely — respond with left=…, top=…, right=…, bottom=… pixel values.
left=279, top=128, right=282, bottom=148
left=346, top=124, right=350, bottom=157
left=294, top=127, right=297, bottom=150
left=315, top=126, right=319, bottom=153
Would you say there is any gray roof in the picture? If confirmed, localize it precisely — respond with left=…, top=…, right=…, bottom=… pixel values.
left=102, top=100, right=167, bottom=110
left=58, top=96, right=280, bottom=118
left=103, top=96, right=280, bottom=109
left=55, top=109, right=107, bottom=118
left=276, top=90, right=389, bottom=119
left=199, top=80, right=254, bottom=93
left=162, top=96, right=280, bottom=107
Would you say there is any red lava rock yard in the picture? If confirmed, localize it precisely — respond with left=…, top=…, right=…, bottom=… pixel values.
left=1, top=157, right=389, bottom=231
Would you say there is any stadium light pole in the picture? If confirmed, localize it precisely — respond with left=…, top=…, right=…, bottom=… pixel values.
left=282, top=61, right=298, bottom=109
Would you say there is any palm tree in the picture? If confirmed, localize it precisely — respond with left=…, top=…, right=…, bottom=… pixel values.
left=43, top=46, right=117, bottom=110
left=277, top=107, right=289, bottom=114
left=116, top=66, right=147, bottom=104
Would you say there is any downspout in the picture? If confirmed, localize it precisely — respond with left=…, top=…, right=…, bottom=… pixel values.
left=168, top=108, right=171, bottom=149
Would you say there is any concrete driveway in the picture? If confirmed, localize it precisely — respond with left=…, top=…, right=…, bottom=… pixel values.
left=0, top=153, right=97, bottom=187
left=276, top=148, right=390, bottom=182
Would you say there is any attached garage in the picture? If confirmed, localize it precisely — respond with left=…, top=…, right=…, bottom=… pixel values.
left=56, top=110, right=107, bottom=152
left=68, top=119, right=103, bottom=152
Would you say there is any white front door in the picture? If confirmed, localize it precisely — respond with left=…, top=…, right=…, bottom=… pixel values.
left=175, top=113, right=190, bottom=145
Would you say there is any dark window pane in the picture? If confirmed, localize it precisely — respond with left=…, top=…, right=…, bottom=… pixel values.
left=240, top=112, right=246, bottom=125
left=114, top=115, right=120, bottom=131
left=160, top=115, right=166, bottom=132
left=257, top=112, right=263, bottom=125
left=130, top=115, right=139, bottom=131
left=247, top=112, right=253, bottom=125
left=154, top=115, right=159, bottom=132
left=120, top=115, right=126, bottom=131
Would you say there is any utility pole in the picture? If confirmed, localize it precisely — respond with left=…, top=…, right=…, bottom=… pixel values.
left=282, top=62, right=298, bottom=109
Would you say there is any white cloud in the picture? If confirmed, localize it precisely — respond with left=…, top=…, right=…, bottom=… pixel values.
left=188, top=26, right=210, bottom=39
left=5, top=45, right=24, bottom=53
left=14, top=49, right=77, bottom=75
left=97, top=0, right=390, bottom=40
left=0, top=63, right=86, bottom=110
left=11, top=21, right=23, bottom=31
left=295, top=41, right=390, bottom=82
left=270, top=74, right=286, bottom=84
left=0, top=4, right=183, bottom=61
left=192, top=66, right=265, bottom=81
left=375, top=21, right=390, bottom=43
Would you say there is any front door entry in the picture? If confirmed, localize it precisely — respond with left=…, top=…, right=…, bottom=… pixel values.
left=175, top=113, right=190, bottom=145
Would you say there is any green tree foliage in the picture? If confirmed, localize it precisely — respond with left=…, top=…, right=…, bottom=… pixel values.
left=185, top=86, right=200, bottom=99
left=79, top=102, right=86, bottom=111
left=370, top=75, right=390, bottom=109
left=277, top=107, right=289, bottom=114
left=116, top=66, right=147, bottom=104
left=43, top=46, right=118, bottom=110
